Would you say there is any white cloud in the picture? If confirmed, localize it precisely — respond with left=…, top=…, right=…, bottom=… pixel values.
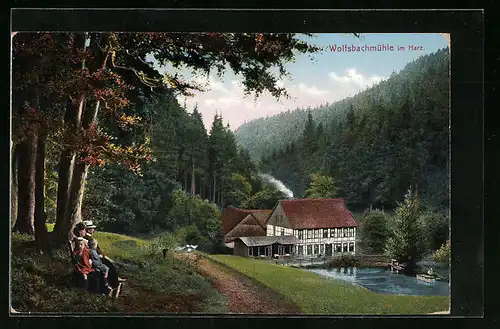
left=176, top=67, right=385, bottom=131
left=298, top=83, right=330, bottom=96
left=329, top=68, right=384, bottom=88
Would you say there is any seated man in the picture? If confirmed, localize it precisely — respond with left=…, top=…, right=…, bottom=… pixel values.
left=83, top=220, right=103, bottom=255
left=82, top=220, right=126, bottom=290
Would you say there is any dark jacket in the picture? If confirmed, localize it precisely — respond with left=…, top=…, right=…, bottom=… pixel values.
left=85, top=234, right=104, bottom=256
left=90, top=249, right=108, bottom=273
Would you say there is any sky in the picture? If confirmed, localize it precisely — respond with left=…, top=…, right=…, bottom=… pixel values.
left=151, top=33, right=449, bottom=131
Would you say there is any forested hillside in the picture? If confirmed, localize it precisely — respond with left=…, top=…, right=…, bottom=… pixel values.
left=11, top=32, right=320, bottom=252
left=236, top=48, right=449, bottom=210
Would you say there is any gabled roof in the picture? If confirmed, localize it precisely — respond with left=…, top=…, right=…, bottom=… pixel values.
left=225, top=223, right=266, bottom=242
left=225, top=214, right=266, bottom=242
left=278, top=198, right=358, bottom=229
left=248, top=210, right=272, bottom=229
left=221, top=207, right=271, bottom=235
left=236, top=235, right=300, bottom=247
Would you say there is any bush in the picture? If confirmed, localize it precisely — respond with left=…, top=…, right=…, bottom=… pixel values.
left=432, top=239, right=450, bottom=264
left=359, top=210, right=389, bottom=254
left=326, top=254, right=358, bottom=268
left=418, top=210, right=449, bottom=253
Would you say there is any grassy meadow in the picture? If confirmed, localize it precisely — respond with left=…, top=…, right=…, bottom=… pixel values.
left=10, top=225, right=227, bottom=313
left=207, top=254, right=449, bottom=315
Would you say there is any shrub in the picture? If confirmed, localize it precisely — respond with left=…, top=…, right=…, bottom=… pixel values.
left=418, top=210, right=449, bottom=253
left=432, top=239, right=450, bottom=264
left=359, top=210, right=389, bottom=254
left=326, top=254, right=358, bottom=268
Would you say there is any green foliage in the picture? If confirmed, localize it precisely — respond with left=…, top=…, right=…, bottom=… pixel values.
left=418, top=210, right=449, bottom=253
left=11, top=231, right=227, bottom=313
left=385, top=190, right=425, bottom=268
left=305, top=173, right=338, bottom=198
left=240, top=48, right=450, bottom=210
left=359, top=210, right=390, bottom=254
left=241, top=184, right=287, bottom=209
left=166, top=189, right=223, bottom=252
left=432, top=239, right=450, bottom=264
left=223, top=173, right=252, bottom=207
left=326, top=254, right=358, bottom=268
left=208, top=254, right=449, bottom=314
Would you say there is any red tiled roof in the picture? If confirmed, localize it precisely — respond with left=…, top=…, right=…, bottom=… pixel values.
left=221, top=207, right=271, bottom=235
left=279, top=198, right=358, bottom=229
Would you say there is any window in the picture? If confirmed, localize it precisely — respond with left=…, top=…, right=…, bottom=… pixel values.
left=281, top=228, right=285, bottom=236
left=323, top=229, right=329, bottom=238
left=307, top=245, right=312, bottom=255
left=330, top=229, right=335, bottom=238
left=320, top=244, right=324, bottom=254
left=298, top=230, right=303, bottom=240
left=298, top=246, right=303, bottom=255
left=307, top=229, right=313, bottom=239
left=343, top=243, right=348, bottom=252
left=273, top=225, right=276, bottom=236
left=349, top=242, right=354, bottom=252
left=343, top=228, right=348, bottom=237
left=349, top=228, right=354, bottom=237
left=276, top=215, right=281, bottom=226
left=335, top=244, right=342, bottom=253
left=314, top=245, right=319, bottom=254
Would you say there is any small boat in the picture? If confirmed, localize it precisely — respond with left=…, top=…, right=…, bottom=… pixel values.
left=416, top=273, right=436, bottom=283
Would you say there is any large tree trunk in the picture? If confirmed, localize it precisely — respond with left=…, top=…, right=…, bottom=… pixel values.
left=66, top=99, right=101, bottom=238
left=34, top=133, right=47, bottom=251
left=13, top=133, right=38, bottom=234
left=54, top=97, right=86, bottom=240
left=11, top=143, right=19, bottom=228
left=183, top=169, right=188, bottom=193
left=66, top=161, right=88, bottom=240
left=53, top=34, right=89, bottom=244
left=54, top=150, right=75, bottom=238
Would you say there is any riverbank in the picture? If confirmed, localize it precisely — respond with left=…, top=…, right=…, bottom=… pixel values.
left=206, top=254, right=449, bottom=314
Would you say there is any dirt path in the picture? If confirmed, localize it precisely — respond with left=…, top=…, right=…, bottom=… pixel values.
left=177, top=252, right=300, bottom=314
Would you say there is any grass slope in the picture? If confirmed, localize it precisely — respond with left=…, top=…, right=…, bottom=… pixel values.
left=11, top=225, right=227, bottom=313
left=207, top=254, right=449, bottom=315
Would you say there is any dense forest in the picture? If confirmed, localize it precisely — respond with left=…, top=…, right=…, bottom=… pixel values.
left=236, top=48, right=450, bottom=212
left=11, top=32, right=319, bottom=252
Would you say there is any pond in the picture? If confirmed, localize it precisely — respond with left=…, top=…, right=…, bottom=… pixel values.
left=308, top=267, right=450, bottom=296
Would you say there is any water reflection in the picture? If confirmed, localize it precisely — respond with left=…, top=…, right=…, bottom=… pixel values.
left=309, top=267, right=450, bottom=296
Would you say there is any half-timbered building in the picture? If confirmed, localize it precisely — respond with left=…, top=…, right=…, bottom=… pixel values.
left=266, top=198, right=359, bottom=257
